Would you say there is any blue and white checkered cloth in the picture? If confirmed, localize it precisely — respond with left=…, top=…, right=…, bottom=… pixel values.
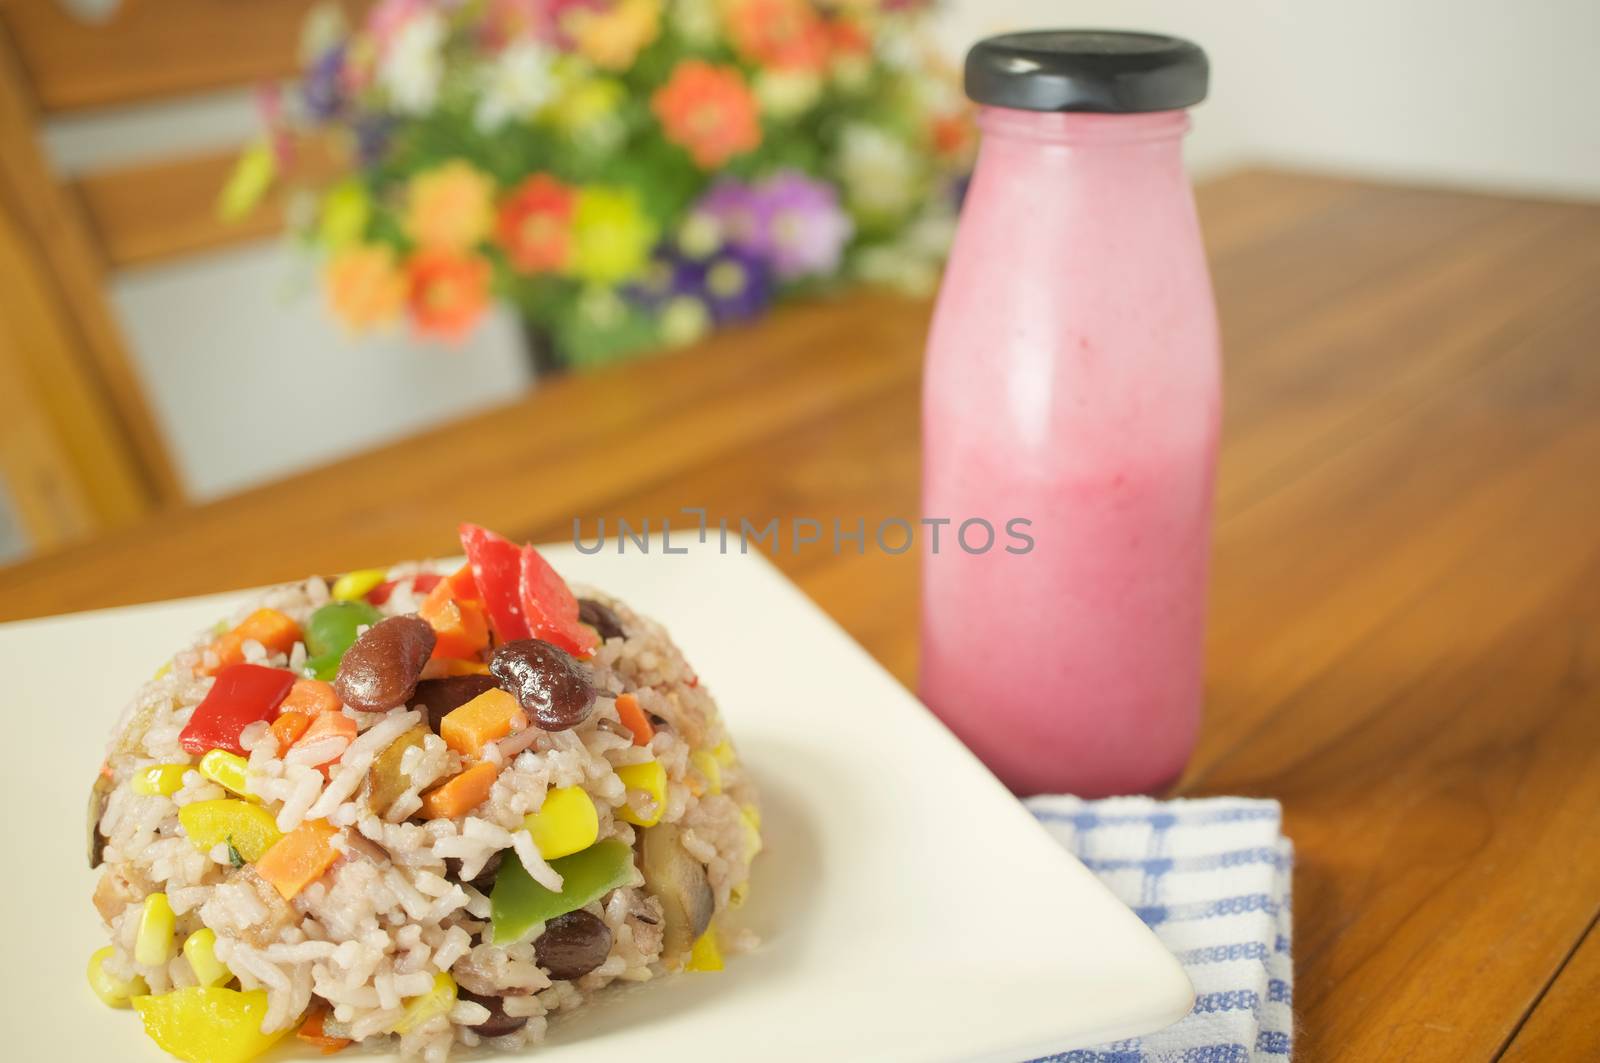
left=1026, top=796, right=1295, bottom=1062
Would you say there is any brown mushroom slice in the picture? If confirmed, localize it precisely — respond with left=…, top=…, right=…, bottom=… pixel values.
left=362, top=725, right=431, bottom=816
left=92, top=866, right=143, bottom=923
left=88, top=770, right=113, bottom=869
left=232, top=866, right=296, bottom=947
left=638, top=821, right=714, bottom=964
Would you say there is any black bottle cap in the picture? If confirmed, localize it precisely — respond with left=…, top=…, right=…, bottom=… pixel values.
left=965, top=30, right=1208, bottom=113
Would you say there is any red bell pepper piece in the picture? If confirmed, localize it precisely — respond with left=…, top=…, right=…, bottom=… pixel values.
left=519, top=545, right=597, bottom=657
left=179, top=664, right=297, bottom=755
left=365, top=572, right=442, bottom=607
left=460, top=523, right=531, bottom=643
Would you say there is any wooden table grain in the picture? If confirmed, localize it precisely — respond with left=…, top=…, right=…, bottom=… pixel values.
left=4, top=170, right=1598, bottom=1061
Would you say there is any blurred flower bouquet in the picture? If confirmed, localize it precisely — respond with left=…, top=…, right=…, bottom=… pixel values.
left=231, top=0, right=973, bottom=369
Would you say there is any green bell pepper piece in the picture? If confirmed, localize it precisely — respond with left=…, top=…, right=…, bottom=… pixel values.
left=490, top=839, right=635, bottom=945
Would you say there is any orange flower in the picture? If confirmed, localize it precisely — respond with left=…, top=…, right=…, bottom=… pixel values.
left=651, top=61, right=762, bottom=170
left=723, top=0, right=829, bottom=71
left=325, top=244, right=405, bottom=332
left=405, top=160, right=495, bottom=251
left=931, top=112, right=976, bottom=161
left=406, top=249, right=491, bottom=341
left=565, top=0, right=660, bottom=71
left=826, top=17, right=872, bottom=58
left=497, top=174, right=575, bottom=273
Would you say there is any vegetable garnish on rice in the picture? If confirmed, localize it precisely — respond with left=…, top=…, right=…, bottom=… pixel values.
left=87, top=524, right=760, bottom=1062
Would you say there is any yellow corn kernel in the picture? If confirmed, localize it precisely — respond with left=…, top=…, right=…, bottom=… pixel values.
left=331, top=568, right=388, bottom=601
left=711, top=740, right=736, bottom=767
left=525, top=786, right=599, bottom=860
left=133, top=987, right=286, bottom=1063
left=88, top=946, right=147, bottom=1007
left=739, top=804, right=763, bottom=862
left=178, top=799, right=284, bottom=863
left=135, top=893, right=176, bottom=967
left=686, top=927, right=723, bottom=972
left=690, top=750, right=723, bottom=796
left=614, top=761, right=667, bottom=827
left=393, top=972, right=456, bottom=1034
left=132, top=764, right=191, bottom=797
left=198, top=750, right=253, bottom=800
left=182, top=928, right=230, bottom=988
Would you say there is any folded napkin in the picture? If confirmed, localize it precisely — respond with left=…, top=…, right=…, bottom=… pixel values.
left=1026, top=796, right=1294, bottom=1062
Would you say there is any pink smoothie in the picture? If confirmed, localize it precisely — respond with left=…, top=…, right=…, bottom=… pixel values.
left=920, top=107, right=1220, bottom=797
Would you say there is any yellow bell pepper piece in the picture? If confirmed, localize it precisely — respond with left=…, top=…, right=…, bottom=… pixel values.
left=331, top=568, right=388, bottom=601
left=87, top=946, right=147, bottom=1007
left=178, top=799, right=283, bottom=863
left=135, top=893, right=176, bottom=967
left=198, top=750, right=253, bottom=800
left=133, top=987, right=287, bottom=1063
left=392, top=971, right=457, bottom=1034
left=133, top=763, right=191, bottom=797
left=686, top=927, right=723, bottom=972
left=739, top=804, right=763, bottom=862
left=689, top=750, right=723, bottom=796
left=182, top=928, right=230, bottom=988
left=525, top=785, right=599, bottom=860
left=614, top=761, right=667, bottom=827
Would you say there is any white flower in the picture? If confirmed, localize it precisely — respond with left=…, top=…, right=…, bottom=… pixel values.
left=836, top=124, right=920, bottom=219
left=475, top=39, right=558, bottom=132
left=380, top=9, right=446, bottom=115
left=755, top=69, right=822, bottom=120
left=660, top=296, right=712, bottom=347
left=855, top=243, right=940, bottom=297
left=671, top=0, right=719, bottom=47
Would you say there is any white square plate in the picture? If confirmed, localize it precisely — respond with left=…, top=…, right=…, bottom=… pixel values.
left=0, top=543, right=1191, bottom=1061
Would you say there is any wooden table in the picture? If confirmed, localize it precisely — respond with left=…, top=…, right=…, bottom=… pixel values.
left=4, top=170, right=1598, bottom=1060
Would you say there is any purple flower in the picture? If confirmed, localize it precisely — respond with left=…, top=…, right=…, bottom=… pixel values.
left=699, top=247, right=773, bottom=323
left=751, top=170, right=853, bottom=279
left=354, top=114, right=397, bottom=166
left=690, top=171, right=853, bottom=281
left=630, top=245, right=773, bottom=326
left=692, top=180, right=766, bottom=256
left=302, top=44, right=347, bottom=123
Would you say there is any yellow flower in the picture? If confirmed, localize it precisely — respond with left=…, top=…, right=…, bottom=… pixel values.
left=324, top=244, right=406, bottom=332
left=565, top=0, right=661, bottom=71
left=568, top=186, right=657, bottom=285
left=405, top=160, right=495, bottom=251
left=318, top=178, right=371, bottom=248
left=548, top=73, right=627, bottom=149
left=217, top=139, right=276, bottom=222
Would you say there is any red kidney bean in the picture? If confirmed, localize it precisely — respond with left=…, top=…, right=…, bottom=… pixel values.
left=454, top=987, right=529, bottom=1037
left=412, top=674, right=500, bottom=733
left=534, top=910, right=613, bottom=980
left=577, top=598, right=627, bottom=642
left=489, top=640, right=596, bottom=731
left=333, top=615, right=436, bottom=712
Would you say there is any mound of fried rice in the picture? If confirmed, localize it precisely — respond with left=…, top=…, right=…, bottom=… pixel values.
left=89, top=564, right=759, bottom=1060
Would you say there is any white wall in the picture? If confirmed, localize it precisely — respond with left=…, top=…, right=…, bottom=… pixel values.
left=108, top=245, right=530, bottom=499
left=937, top=0, right=1600, bottom=199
